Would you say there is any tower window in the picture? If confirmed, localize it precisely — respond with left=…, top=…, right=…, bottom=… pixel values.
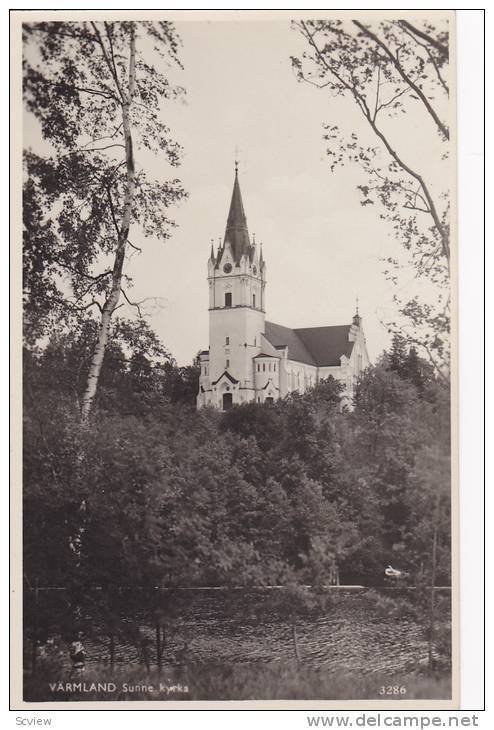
left=225, top=292, right=232, bottom=307
left=257, top=364, right=260, bottom=372
left=263, top=363, right=266, bottom=372
left=253, top=294, right=256, bottom=308
left=274, top=363, right=276, bottom=372
left=268, top=363, right=271, bottom=372
left=226, top=359, right=230, bottom=369
left=225, top=336, right=229, bottom=345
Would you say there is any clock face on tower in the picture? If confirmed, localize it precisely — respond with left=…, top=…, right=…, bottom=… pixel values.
left=223, top=263, right=232, bottom=274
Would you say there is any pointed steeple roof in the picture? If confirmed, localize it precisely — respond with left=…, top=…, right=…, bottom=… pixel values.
left=224, top=166, right=251, bottom=263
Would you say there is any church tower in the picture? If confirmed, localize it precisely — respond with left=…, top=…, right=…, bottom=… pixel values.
left=197, top=167, right=371, bottom=410
left=197, top=166, right=266, bottom=409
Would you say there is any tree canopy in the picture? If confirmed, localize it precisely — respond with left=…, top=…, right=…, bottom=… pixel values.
left=23, top=21, right=187, bottom=417
left=24, top=335, right=451, bottom=595
left=291, top=19, right=451, bottom=378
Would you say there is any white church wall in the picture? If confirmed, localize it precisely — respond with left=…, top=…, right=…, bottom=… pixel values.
left=283, top=360, right=318, bottom=395
left=254, top=356, right=280, bottom=401
left=209, top=306, right=264, bottom=387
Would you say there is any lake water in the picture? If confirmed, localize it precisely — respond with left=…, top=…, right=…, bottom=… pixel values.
left=30, top=588, right=451, bottom=676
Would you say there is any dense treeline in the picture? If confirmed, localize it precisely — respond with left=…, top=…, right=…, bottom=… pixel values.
left=24, top=329, right=451, bottom=599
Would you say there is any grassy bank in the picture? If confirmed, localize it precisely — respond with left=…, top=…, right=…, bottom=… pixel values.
left=24, top=662, right=451, bottom=702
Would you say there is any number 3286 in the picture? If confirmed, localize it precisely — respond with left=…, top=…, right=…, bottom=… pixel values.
left=378, top=685, right=407, bottom=695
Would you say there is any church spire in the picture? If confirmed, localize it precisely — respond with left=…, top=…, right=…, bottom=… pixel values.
left=224, top=164, right=251, bottom=263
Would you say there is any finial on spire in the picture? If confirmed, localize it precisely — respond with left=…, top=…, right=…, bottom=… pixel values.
left=356, top=295, right=359, bottom=315
left=353, top=296, right=362, bottom=327
left=234, top=144, right=241, bottom=176
left=252, top=232, right=256, bottom=245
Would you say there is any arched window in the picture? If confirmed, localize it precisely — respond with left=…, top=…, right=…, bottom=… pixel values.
left=253, top=293, right=256, bottom=308
left=263, top=363, right=266, bottom=372
left=225, top=292, right=232, bottom=307
left=274, top=363, right=276, bottom=372
left=226, top=359, right=230, bottom=369
left=257, top=364, right=260, bottom=372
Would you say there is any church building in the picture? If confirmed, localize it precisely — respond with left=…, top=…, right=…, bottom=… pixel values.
left=196, top=167, right=370, bottom=410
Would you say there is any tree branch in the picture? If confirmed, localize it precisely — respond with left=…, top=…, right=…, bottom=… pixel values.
left=365, top=114, right=449, bottom=262
left=104, top=22, right=126, bottom=101
left=90, top=21, right=125, bottom=102
left=54, top=296, right=103, bottom=314
left=403, top=202, right=431, bottom=214
left=353, top=20, right=449, bottom=140
left=59, top=144, right=125, bottom=158
left=127, top=239, right=142, bottom=253
left=396, top=22, right=449, bottom=95
left=298, top=21, right=371, bottom=119
left=398, top=20, right=449, bottom=58
left=59, top=262, right=112, bottom=283
left=372, top=61, right=381, bottom=122
left=74, top=85, right=117, bottom=101
left=296, top=21, right=449, bottom=263
left=375, top=83, right=412, bottom=115
left=120, top=288, right=143, bottom=317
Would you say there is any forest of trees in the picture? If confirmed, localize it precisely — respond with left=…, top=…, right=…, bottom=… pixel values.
left=23, top=329, right=451, bottom=628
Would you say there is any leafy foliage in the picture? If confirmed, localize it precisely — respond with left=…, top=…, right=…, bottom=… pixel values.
left=291, top=19, right=450, bottom=377
left=23, top=21, right=187, bottom=415
left=24, top=338, right=450, bottom=593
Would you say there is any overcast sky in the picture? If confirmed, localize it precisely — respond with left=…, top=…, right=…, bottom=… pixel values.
left=24, top=16, right=450, bottom=365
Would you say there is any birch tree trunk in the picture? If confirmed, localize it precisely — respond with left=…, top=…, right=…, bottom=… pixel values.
left=80, top=24, right=136, bottom=423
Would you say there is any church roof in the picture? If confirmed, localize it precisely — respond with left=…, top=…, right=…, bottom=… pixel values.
left=253, top=352, right=280, bottom=359
left=223, top=169, right=253, bottom=264
left=264, top=322, right=355, bottom=367
left=211, top=370, right=239, bottom=386
left=295, top=325, right=355, bottom=366
left=264, top=322, right=316, bottom=365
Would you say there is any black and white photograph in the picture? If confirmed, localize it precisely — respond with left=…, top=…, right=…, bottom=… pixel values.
left=13, top=9, right=459, bottom=708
